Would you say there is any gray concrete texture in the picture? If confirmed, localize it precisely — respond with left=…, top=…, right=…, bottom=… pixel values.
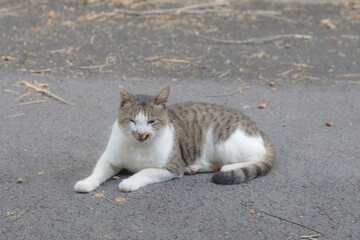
left=1, top=0, right=360, bottom=239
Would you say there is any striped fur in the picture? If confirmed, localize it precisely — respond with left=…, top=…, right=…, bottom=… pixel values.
left=211, top=131, right=275, bottom=185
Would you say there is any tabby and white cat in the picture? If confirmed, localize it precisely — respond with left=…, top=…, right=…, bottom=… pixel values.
left=74, top=86, right=274, bottom=192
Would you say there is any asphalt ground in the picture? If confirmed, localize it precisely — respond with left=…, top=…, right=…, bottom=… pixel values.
left=1, top=0, right=360, bottom=239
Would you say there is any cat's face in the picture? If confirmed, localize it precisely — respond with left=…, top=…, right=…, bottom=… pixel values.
left=117, top=86, right=170, bottom=143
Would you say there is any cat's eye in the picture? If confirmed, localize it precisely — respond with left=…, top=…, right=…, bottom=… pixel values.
left=147, top=120, right=155, bottom=125
left=130, top=119, right=136, bottom=124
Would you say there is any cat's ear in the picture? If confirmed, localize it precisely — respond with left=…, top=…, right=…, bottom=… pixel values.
left=153, top=86, right=170, bottom=105
left=119, top=86, right=135, bottom=106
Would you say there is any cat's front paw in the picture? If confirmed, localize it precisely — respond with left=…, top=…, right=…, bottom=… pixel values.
left=119, top=179, right=141, bottom=192
left=74, top=179, right=99, bottom=193
left=184, top=165, right=199, bottom=175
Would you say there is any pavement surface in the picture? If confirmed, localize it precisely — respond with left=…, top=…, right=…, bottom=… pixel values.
left=1, top=0, right=360, bottom=240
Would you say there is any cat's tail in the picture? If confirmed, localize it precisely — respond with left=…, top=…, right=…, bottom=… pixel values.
left=211, top=131, right=275, bottom=185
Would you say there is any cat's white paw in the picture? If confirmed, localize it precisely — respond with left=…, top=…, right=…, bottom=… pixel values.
left=74, top=179, right=99, bottom=193
left=184, top=165, right=199, bottom=175
left=119, top=179, right=141, bottom=192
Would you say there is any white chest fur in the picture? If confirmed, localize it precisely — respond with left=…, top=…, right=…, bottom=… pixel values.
left=103, top=121, right=174, bottom=172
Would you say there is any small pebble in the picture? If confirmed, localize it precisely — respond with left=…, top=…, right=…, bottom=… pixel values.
left=326, top=121, right=333, bottom=126
left=17, top=177, right=23, bottom=183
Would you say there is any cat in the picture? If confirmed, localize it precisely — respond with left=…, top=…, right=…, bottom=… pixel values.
left=74, top=86, right=275, bottom=192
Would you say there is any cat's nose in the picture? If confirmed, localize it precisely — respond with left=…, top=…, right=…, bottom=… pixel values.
left=134, top=131, right=151, bottom=142
left=132, top=131, right=152, bottom=142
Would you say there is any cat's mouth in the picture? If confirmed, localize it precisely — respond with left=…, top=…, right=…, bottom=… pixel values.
left=132, top=131, right=153, bottom=142
left=137, top=135, right=149, bottom=142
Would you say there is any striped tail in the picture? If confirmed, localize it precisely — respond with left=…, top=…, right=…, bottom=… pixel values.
left=211, top=131, right=275, bottom=185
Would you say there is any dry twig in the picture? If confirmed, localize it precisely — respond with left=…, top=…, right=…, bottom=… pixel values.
left=281, top=62, right=314, bottom=69
left=0, top=5, right=27, bottom=19
left=146, top=56, right=204, bottom=69
left=244, top=103, right=266, bottom=109
left=297, top=75, right=321, bottom=81
left=164, top=58, right=204, bottom=69
left=8, top=113, right=25, bottom=118
left=18, top=99, right=47, bottom=106
left=50, top=47, right=73, bottom=55
left=278, top=69, right=294, bottom=76
left=256, top=209, right=324, bottom=235
left=79, top=56, right=115, bottom=72
left=258, top=14, right=297, bottom=23
left=4, top=89, right=20, bottom=95
left=321, top=19, right=336, bottom=29
left=194, top=33, right=312, bottom=45
left=11, top=203, right=30, bottom=221
left=92, top=192, right=126, bottom=206
left=20, top=81, right=69, bottom=104
left=244, top=10, right=296, bottom=23
left=15, top=92, right=31, bottom=100
left=29, top=69, right=52, bottom=74
left=300, top=234, right=322, bottom=240
left=205, top=86, right=250, bottom=97
left=341, top=35, right=359, bottom=40
left=330, top=73, right=360, bottom=79
left=218, top=70, right=230, bottom=79
left=78, top=2, right=229, bottom=21
left=145, top=55, right=164, bottom=61
left=9, top=113, right=25, bottom=117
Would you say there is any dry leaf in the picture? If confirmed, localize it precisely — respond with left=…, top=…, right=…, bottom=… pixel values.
left=29, top=28, right=41, bottom=34
left=115, top=198, right=126, bottom=204
left=48, top=10, right=56, bottom=18
left=112, top=176, right=120, bottom=180
left=326, top=121, right=333, bottom=126
left=46, top=19, right=52, bottom=28
left=291, top=73, right=299, bottom=79
left=249, top=50, right=269, bottom=59
left=92, top=193, right=104, bottom=198
left=353, top=3, right=360, bottom=10
left=37, top=171, right=45, bottom=175
left=3, top=56, right=11, bottom=61
left=248, top=209, right=256, bottom=215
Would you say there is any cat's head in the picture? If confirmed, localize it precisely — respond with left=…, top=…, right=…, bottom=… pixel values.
left=117, top=86, right=170, bottom=143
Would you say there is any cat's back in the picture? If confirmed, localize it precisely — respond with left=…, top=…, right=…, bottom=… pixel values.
left=167, top=102, right=259, bottom=141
